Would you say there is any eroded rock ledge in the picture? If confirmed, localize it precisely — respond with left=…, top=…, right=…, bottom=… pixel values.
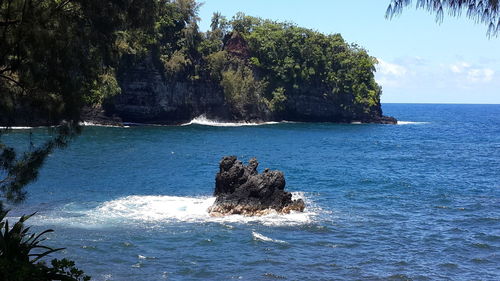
left=208, top=156, right=305, bottom=216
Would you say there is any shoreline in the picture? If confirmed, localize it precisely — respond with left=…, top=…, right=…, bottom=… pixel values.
left=1, top=115, right=398, bottom=130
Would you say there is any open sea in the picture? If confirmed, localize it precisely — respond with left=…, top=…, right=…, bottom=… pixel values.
left=5, top=104, right=500, bottom=280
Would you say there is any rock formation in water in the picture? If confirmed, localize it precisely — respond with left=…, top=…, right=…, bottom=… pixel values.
left=208, top=156, right=305, bottom=216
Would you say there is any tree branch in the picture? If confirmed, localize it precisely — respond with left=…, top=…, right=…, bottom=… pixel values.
left=0, top=73, right=23, bottom=89
left=0, top=66, right=13, bottom=74
left=0, top=176, right=13, bottom=185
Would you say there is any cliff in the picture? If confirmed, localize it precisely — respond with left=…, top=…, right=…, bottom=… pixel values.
left=102, top=33, right=397, bottom=125
left=104, top=54, right=231, bottom=125
left=1, top=6, right=398, bottom=128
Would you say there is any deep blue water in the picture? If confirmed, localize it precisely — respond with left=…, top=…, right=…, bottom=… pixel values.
left=5, top=104, right=500, bottom=280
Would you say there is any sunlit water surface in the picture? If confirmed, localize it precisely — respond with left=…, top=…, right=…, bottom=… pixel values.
left=6, top=104, right=500, bottom=280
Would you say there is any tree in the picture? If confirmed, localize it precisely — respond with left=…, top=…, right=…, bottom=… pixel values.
left=0, top=2, right=200, bottom=278
left=0, top=0, right=160, bottom=210
left=386, top=0, right=499, bottom=37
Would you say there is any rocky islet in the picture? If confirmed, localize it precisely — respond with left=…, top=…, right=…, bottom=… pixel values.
left=208, top=156, right=305, bottom=216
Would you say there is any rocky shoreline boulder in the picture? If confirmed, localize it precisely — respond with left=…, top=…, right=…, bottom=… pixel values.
left=208, top=156, right=305, bottom=216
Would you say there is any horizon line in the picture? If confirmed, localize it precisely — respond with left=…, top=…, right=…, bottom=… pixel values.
left=382, top=102, right=500, bottom=105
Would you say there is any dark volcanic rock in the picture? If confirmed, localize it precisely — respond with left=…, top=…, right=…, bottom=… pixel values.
left=208, top=156, right=305, bottom=216
left=81, top=106, right=124, bottom=126
left=108, top=53, right=232, bottom=125
left=370, top=115, right=398, bottom=124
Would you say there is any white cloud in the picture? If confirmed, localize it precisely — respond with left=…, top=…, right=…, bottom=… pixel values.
left=466, top=68, right=494, bottom=83
left=449, top=62, right=470, bottom=73
left=376, top=58, right=409, bottom=88
left=483, top=69, right=495, bottom=81
left=377, top=57, right=499, bottom=103
left=448, top=61, right=495, bottom=83
left=377, top=59, right=407, bottom=77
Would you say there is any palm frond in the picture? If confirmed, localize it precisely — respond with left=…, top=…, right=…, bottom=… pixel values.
left=386, top=0, right=500, bottom=37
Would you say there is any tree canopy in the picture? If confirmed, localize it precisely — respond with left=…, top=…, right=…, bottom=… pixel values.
left=0, top=0, right=168, bottom=210
left=386, top=0, right=499, bottom=37
left=200, top=13, right=381, bottom=120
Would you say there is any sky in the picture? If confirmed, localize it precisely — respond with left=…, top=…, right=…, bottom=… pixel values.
left=197, top=0, right=500, bottom=104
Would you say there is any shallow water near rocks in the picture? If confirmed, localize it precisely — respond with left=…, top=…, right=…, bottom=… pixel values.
left=6, top=104, right=500, bottom=280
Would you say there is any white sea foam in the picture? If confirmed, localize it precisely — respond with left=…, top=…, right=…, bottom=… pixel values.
left=397, top=121, right=429, bottom=125
left=87, top=195, right=216, bottom=223
left=80, top=121, right=129, bottom=128
left=0, top=126, right=54, bottom=130
left=35, top=192, right=317, bottom=228
left=1, top=122, right=128, bottom=129
left=181, top=115, right=280, bottom=127
left=0, top=126, right=31, bottom=130
left=252, top=231, right=287, bottom=244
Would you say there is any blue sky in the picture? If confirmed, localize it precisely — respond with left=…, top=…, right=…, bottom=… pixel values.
left=198, top=0, right=500, bottom=104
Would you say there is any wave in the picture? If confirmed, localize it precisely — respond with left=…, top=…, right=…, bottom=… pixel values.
left=80, top=121, right=129, bottom=128
left=397, top=121, right=429, bottom=125
left=1, top=122, right=127, bottom=130
left=0, top=126, right=34, bottom=130
left=0, top=126, right=55, bottom=130
left=181, top=115, right=280, bottom=127
left=34, top=192, right=317, bottom=228
left=252, top=231, right=288, bottom=244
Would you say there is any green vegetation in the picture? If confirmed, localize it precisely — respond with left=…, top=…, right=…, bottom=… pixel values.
left=4, top=1, right=494, bottom=278
left=0, top=1, right=440, bottom=278
left=0, top=1, right=495, bottom=277
left=0, top=0, right=166, bottom=209
left=0, top=1, right=171, bottom=276
left=199, top=13, right=382, bottom=119
left=2, top=1, right=384, bottom=208
left=0, top=211, right=90, bottom=281
left=220, top=58, right=268, bottom=117
left=386, top=0, right=499, bottom=37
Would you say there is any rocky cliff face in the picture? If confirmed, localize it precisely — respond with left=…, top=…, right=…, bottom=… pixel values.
left=283, top=93, right=395, bottom=124
left=106, top=54, right=231, bottom=125
left=104, top=50, right=396, bottom=125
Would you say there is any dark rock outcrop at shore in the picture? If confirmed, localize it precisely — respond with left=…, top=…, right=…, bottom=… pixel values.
left=208, top=156, right=305, bottom=216
left=81, top=106, right=124, bottom=127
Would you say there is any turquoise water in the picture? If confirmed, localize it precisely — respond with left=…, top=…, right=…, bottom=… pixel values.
left=6, top=104, right=500, bottom=280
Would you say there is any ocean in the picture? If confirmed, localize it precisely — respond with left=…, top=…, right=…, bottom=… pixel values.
left=5, top=104, right=500, bottom=280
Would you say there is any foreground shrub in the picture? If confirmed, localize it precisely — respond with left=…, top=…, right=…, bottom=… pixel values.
left=0, top=211, right=90, bottom=281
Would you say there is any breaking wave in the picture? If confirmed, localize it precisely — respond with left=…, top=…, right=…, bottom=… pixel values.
left=1, top=122, right=128, bottom=129
left=0, top=126, right=54, bottom=130
left=182, top=115, right=280, bottom=127
left=34, top=192, right=317, bottom=228
left=397, top=121, right=429, bottom=125
left=80, top=121, right=129, bottom=128
left=252, top=231, right=288, bottom=244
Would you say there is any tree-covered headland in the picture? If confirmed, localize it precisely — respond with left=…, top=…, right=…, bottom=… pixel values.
left=112, top=9, right=388, bottom=123
left=197, top=12, right=384, bottom=122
